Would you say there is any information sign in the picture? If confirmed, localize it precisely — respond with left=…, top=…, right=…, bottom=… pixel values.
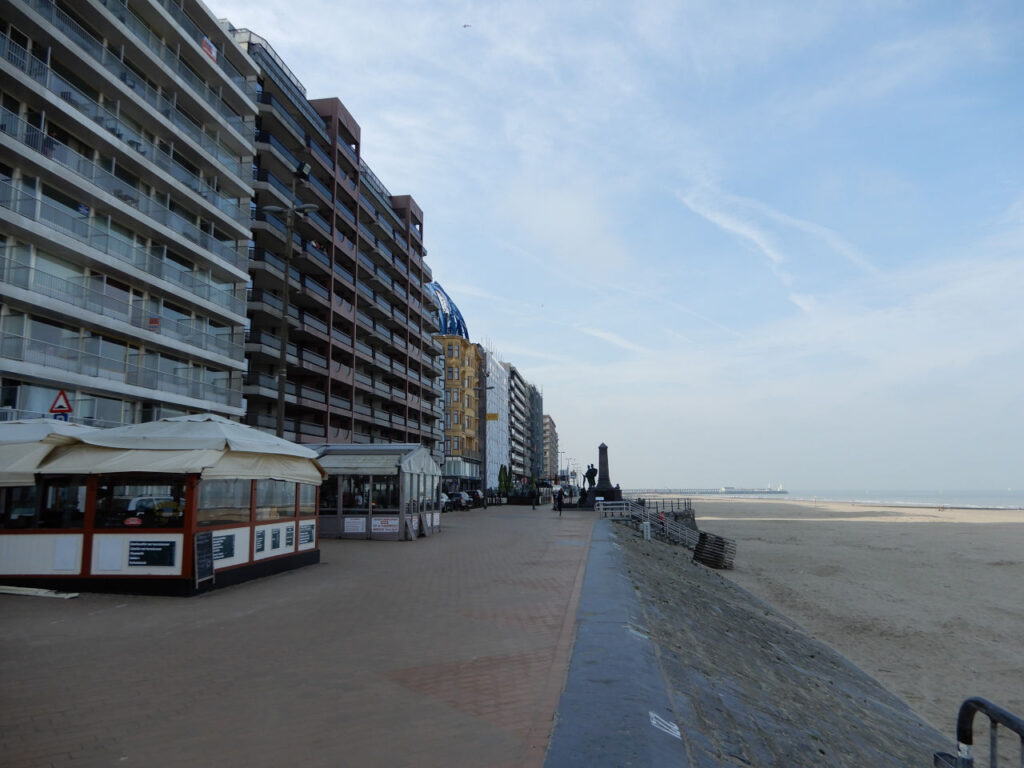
left=128, top=540, right=176, bottom=567
left=212, top=533, right=234, bottom=560
left=285, top=526, right=294, bottom=547
left=255, top=529, right=266, bottom=552
left=299, top=523, right=315, bottom=545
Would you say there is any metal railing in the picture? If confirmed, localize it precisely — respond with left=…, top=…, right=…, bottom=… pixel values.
left=0, top=181, right=246, bottom=312
left=934, top=697, right=1024, bottom=767
left=598, top=499, right=702, bottom=549
left=0, top=32, right=248, bottom=203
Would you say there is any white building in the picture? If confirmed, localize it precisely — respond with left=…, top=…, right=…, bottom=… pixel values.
left=484, top=348, right=509, bottom=490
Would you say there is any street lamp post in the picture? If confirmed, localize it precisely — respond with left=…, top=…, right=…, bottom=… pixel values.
left=257, top=178, right=317, bottom=438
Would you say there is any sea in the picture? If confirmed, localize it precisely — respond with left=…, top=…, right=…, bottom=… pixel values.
left=622, top=489, right=1024, bottom=510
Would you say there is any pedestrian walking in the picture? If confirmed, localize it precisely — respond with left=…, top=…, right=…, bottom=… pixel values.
left=557, top=489, right=564, bottom=517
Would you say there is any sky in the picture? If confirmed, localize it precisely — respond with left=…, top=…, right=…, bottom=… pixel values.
left=210, top=0, right=1024, bottom=491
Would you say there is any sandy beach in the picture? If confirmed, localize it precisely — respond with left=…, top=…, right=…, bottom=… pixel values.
left=678, top=497, right=1024, bottom=736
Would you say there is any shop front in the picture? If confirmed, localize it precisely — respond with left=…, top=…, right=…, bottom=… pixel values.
left=0, top=415, right=324, bottom=595
left=315, top=444, right=442, bottom=541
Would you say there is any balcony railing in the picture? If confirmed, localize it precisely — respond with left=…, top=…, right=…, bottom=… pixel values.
left=1, top=331, right=241, bottom=407
left=0, top=263, right=243, bottom=359
left=36, top=0, right=251, bottom=135
left=0, top=32, right=248, bottom=204
left=0, top=181, right=246, bottom=313
left=148, top=0, right=260, bottom=99
left=2, top=107, right=247, bottom=259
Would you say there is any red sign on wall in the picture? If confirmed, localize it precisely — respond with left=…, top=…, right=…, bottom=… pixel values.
left=49, top=390, right=73, bottom=414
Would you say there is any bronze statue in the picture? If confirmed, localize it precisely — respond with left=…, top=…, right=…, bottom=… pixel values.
left=583, top=464, right=597, bottom=491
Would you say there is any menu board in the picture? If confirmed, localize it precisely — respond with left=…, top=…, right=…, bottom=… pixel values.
left=129, top=540, right=176, bottom=567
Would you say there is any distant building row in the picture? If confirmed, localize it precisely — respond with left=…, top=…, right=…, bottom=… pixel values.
left=424, top=283, right=558, bottom=493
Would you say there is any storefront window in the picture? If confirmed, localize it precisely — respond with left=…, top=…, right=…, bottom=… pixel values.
left=0, top=486, right=38, bottom=529
left=318, top=478, right=337, bottom=515
left=197, top=479, right=251, bottom=526
left=372, top=477, right=399, bottom=511
left=39, top=480, right=86, bottom=529
left=255, top=479, right=296, bottom=521
left=299, top=484, right=317, bottom=517
left=95, top=479, right=184, bottom=528
left=341, top=475, right=369, bottom=511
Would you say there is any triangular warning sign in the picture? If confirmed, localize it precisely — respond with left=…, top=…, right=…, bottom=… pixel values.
left=49, top=390, right=73, bottom=414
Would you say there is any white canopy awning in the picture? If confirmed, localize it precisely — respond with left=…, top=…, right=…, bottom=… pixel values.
left=315, top=444, right=440, bottom=479
left=0, top=419, right=100, bottom=486
left=38, top=446, right=324, bottom=485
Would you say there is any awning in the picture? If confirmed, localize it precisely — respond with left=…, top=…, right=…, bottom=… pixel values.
left=315, top=453, right=404, bottom=475
left=0, top=442, right=60, bottom=486
left=37, top=447, right=227, bottom=475
left=202, top=453, right=325, bottom=485
left=37, top=447, right=324, bottom=485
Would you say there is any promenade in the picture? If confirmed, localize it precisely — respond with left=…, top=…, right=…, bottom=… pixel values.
left=1, top=505, right=952, bottom=768
left=0, top=505, right=594, bottom=768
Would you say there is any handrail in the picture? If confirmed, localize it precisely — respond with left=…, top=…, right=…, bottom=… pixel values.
left=934, top=697, right=1024, bottom=767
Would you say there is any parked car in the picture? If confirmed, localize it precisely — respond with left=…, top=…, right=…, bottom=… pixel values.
left=438, top=493, right=453, bottom=512
left=452, top=491, right=472, bottom=510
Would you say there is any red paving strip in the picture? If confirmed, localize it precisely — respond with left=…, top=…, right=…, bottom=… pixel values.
left=0, top=505, right=596, bottom=768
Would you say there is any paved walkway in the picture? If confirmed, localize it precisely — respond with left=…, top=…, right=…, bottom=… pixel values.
left=0, top=505, right=595, bottom=768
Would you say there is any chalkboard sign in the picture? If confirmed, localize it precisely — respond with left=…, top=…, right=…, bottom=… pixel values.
left=129, top=540, right=176, bottom=567
left=298, top=524, right=315, bottom=545
left=195, top=532, right=214, bottom=585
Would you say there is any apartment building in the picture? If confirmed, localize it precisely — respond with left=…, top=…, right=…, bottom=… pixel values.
left=1, top=0, right=257, bottom=425
left=228, top=29, right=444, bottom=451
left=542, top=414, right=558, bottom=480
left=528, top=383, right=543, bottom=480
left=506, top=363, right=528, bottom=481
left=483, top=345, right=509, bottom=490
left=424, top=282, right=484, bottom=491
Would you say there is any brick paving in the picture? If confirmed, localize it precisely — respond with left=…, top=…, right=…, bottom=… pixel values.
left=0, top=505, right=595, bottom=768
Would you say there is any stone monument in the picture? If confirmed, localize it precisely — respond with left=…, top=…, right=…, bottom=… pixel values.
left=576, top=443, right=622, bottom=508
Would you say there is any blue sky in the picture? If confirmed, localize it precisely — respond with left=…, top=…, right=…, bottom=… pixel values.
left=211, top=1, right=1024, bottom=490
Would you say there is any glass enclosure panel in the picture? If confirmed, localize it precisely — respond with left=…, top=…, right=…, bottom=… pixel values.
left=318, top=477, right=337, bottom=515
left=39, top=479, right=87, bottom=529
left=255, top=479, right=296, bottom=521
left=341, top=475, right=369, bottom=510
left=95, top=478, right=185, bottom=528
left=197, top=479, right=251, bottom=526
left=0, top=486, right=38, bottom=529
left=371, top=476, right=399, bottom=511
left=298, top=484, right=317, bottom=517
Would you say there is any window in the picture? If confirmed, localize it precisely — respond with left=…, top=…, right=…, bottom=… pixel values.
left=255, top=479, right=296, bottom=520
left=197, top=479, right=251, bottom=526
left=446, top=343, right=453, bottom=358
left=446, top=367, right=454, bottom=380
left=38, top=479, right=86, bottom=529
left=341, top=475, right=369, bottom=510
left=453, top=437, right=460, bottom=451
left=0, top=486, right=38, bottom=529
left=95, top=478, right=184, bottom=528
left=299, top=484, right=317, bottom=517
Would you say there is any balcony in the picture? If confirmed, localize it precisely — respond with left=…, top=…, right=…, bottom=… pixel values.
left=0, top=181, right=247, bottom=310
left=2, top=330, right=241, bottom=407
left=0, top=52, right=246, bottom=213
